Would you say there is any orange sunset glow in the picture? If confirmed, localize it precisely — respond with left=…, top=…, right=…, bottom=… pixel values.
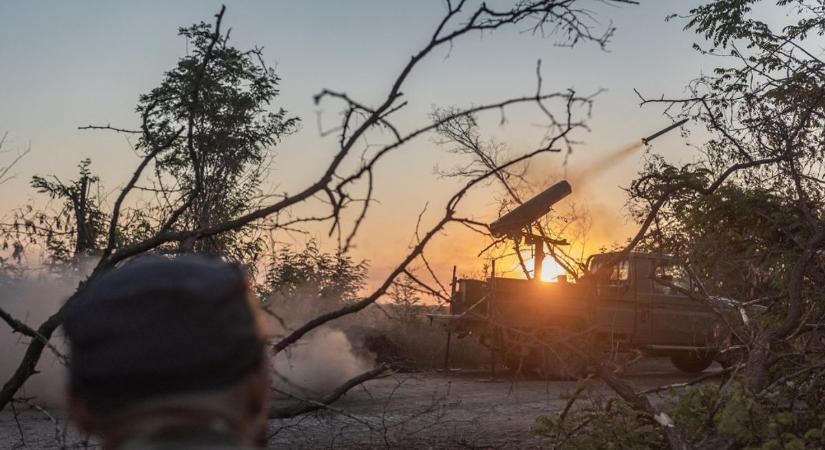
left=5, top=2, right=816, bottom=449
left=507, top=253, right=570, bottom=282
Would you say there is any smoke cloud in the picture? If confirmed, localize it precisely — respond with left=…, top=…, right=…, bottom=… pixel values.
left=0, top=274, right=75, bottom=408
left=262, top=292, right=377, bottom=399
left=1, top=268, right=379, bottom=409
left=271, top=327, right=374, bottom=396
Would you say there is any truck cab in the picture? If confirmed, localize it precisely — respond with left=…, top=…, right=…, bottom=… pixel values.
left=586, top=252, right=720, bottom=350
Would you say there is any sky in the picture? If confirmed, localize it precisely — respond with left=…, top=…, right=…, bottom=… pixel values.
left=0, top=0, right=727, bottom=286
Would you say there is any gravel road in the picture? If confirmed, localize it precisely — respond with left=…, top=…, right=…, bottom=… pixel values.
left=1, top=358, right=718, bottom=449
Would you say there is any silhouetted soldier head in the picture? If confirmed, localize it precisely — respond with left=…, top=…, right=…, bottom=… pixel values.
left=63, top=255, right=269, bottom=449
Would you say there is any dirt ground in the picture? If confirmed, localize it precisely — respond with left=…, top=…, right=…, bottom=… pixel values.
left=0, top=358, right=718, bottom=450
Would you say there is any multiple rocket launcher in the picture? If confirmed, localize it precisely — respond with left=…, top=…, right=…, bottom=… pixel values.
left=488, top=120, right=687, bottom=236
left=489, top=180, right=572, bottom=237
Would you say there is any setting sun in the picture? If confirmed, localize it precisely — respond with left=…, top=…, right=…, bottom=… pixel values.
left=540, top=258, right=568, bottom=281
left=519, top=255, right=569, bottom=281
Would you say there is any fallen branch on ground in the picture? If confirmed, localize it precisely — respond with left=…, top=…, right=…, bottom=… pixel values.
left=269, top=365, right=388, bottom=419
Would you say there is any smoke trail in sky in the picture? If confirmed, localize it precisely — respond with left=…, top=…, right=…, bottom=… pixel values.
left=567, top=140, right=644, bottom=187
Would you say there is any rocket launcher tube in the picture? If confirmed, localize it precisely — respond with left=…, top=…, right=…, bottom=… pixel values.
left=489, top=180, right=572, bottom=237
left=641, top=118, right=689, bottom=145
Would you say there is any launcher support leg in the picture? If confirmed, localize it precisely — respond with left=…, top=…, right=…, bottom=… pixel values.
left=534, top=239, right=545, bottom=282
left=490, top=346, right=497, bottom=379
left=441, top=265, right=457, bottom=372
left=443, top=331, right=452, bottom=371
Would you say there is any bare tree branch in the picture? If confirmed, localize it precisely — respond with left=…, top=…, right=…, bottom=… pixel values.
left=269, top=365, right=388, bottom=419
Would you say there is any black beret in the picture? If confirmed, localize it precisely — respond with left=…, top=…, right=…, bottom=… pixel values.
left=62, top=255, right=265, bottom=414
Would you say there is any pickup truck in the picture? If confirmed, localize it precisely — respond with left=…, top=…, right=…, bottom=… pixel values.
left=440, top=252, right=731, bottom=378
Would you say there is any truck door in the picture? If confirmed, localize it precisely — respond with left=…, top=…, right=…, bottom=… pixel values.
left=592, top=257, right=637, bottom=345
left=631, top=258, right=653, bottom=343
left=638, top=260, right=709, bottom=345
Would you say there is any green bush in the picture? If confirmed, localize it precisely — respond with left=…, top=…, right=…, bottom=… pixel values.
left=533, top=380, right=667, bottom=449
left=535, top=376, right=825, bottom=449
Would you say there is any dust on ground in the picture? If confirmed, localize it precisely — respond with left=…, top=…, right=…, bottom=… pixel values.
left=1, top=358, right=718, bottom=449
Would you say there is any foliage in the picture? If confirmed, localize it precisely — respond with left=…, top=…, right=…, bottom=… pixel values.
left=638, top=179, right=822, bottom=316
left=539, top=1, right=825, bottom=448
left=537, top=376, right=825, bottom=449
left=387, top=274, right=427, bottom=324
left=0, top=159, right=107, bottom=270
left=261, top=240, right=367, bottom=304
left=136, top=18, right=299, bottom=258
left=630, top=0, right=825, bottom=384
left=534, top=381, right=667, bottom=449
left=1, top=16, right=300, bottom=269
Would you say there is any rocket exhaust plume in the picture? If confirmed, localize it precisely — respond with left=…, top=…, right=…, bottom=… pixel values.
left=526, top=119, right=690, bottom=204
left=573, top=118, right=689, bottom=182
left=572, top=141, right=643, bottom=184
left=641, top=118, right=689, bottom=145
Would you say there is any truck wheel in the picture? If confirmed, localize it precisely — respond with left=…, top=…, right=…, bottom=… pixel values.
left=670, top=352, right=714, bottom=374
